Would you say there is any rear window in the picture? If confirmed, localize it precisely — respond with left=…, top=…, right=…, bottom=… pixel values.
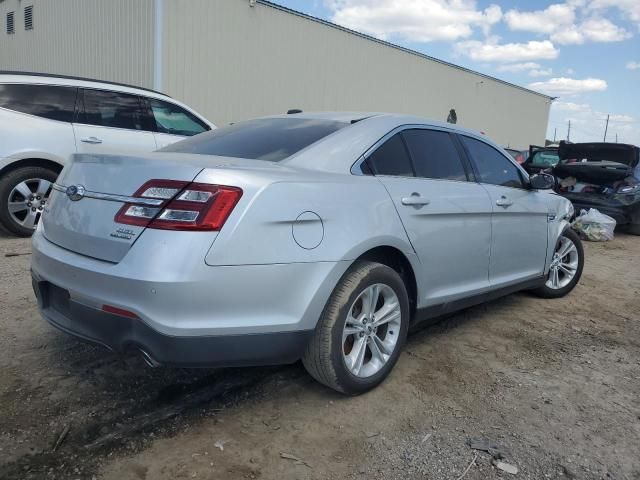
left=530, top=150, right=560, bottom=168
left=161, top=118, right=347, bottom=161
left=0, top=83, right=77, bottom=122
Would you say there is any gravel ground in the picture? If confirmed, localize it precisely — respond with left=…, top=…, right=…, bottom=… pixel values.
left=0, top=228, right=639, bottom=480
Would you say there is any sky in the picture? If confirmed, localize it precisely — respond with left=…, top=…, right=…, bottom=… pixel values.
left=271, top=0, right=640, bottom=145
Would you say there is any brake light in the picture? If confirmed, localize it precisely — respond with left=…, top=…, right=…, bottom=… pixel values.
left=114, top=180, right=242, bottom=231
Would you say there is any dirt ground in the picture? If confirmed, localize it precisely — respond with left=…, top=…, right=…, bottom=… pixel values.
left=0, top=229, right=639, bottom=480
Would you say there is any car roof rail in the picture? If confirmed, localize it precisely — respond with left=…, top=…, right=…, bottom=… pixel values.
left=0, top=70, right=170, bottom=98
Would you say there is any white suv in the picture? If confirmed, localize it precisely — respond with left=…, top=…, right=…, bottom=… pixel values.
left=0, top=72, right=215, bottom=236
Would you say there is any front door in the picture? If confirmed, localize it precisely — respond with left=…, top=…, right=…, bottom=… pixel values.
left=366, top=129, right=493, bottom=307
left=73, top=88, right=157, bottom=155
left=459, top=135, right=549, bottom=287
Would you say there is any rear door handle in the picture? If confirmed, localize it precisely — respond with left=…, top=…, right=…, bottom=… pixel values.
left=80, top=136, right=103, bottom=144
left=496, top=196, right=513, bottom=208
left=401, top=194, right=430, bottom=207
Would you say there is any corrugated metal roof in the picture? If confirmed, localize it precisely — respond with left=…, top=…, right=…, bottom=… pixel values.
left=258, top=0, right=553, bottom=100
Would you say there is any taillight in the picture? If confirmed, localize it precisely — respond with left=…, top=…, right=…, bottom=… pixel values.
left=114, top=180, right=242, bottom=231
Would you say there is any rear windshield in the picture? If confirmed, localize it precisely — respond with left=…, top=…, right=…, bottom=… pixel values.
left=160, top=117, right=347, bottom=161
left=529, top=150, right=560, bottom=168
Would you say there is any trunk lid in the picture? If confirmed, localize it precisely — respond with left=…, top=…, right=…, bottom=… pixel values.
left=553, top=141, right=640, bottom=185
left=42, top=153, right=205, bottom=263
left=558, top=142, right=640, bottom=167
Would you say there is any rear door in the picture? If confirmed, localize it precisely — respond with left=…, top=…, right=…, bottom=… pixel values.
left=367, top=128, right=492, bottom=306
left=459, top=135, right=549, bottom=286
left=72, top=89, right=157, bottom=154
left=143, top=97, right=211, bottom=148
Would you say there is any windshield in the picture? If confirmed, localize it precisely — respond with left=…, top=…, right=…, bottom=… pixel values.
left=160, top=117, right=347, bottom=161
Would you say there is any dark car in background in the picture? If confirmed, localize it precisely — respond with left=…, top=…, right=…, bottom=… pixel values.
left=524, top=141, right=640, bottom=234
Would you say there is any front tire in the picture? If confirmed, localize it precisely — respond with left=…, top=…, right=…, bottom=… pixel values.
left=302, top=261, right=410, bottom=395
left=0, top=166, right=58, bottom=237
left=532, top=228, right=584, bottom=299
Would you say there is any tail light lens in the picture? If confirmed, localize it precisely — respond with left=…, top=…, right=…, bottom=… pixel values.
left=115, top=179, right=242, bottom=231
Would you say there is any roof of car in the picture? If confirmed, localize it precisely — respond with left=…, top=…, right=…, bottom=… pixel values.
left=268, top=111, right=489, bottom=139
left=0, top=71, right=172, bottom=100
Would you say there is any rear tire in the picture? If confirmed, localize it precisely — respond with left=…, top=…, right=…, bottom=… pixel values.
left=302, top=261, right=410, bottom=395
left=532, top=228, right=584, bottom=299
left=0, top=166, right=58, bottom=237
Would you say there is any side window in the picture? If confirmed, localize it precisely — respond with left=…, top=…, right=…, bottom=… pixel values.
left=78, top=89, right=151, bottom=131
left=365, top=133, right=414, bottom=177
left=148, top=98, right=209, bottom=136
left=0, top=84, right=77, bottom=122
left=401, top=129, right=468, bottom=181
left=461, top=136, right=525, bottom=188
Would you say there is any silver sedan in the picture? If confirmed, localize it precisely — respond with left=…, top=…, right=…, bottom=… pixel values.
left=31, top=112, right=583, bottom=394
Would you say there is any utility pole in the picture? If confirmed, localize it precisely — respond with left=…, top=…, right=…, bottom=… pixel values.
left=553, top=127, right=557, bottom=142
left=567, top=120, right=571, bottom=141
left=603, top=114, right=609, bottom=142
left=616, top=133, right=618, bottom=143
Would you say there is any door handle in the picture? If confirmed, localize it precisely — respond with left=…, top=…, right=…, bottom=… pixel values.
left=401, top=194, right=430, bottom=207
left=80, top=136, right=103, bottom=144
left=496, top=196, right=513, bottom=208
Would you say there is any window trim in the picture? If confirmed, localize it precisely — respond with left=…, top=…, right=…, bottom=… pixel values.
left=457, top=133, right=531, bottom=191
left=353, top=124, right=473, bottom=183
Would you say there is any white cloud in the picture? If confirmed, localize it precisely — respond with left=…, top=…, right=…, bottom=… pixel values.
left=528, top=77, right=607, bottom=96
left=505, top=3, right=632, bottom=45
left=548, top=101, right=639, bottom=144
left=496, top=62, right=541, bottom=72
left=553, top=101, right=591, bottom=112
left=566, top=68, right=575, bottom=74
left=456, top=39, right=559, bottom=62
left=529, top=68, right=553, bottom=77
left=627, top=61, right=640, bottom=70
left=326, top=0, right=503, bottom=42
left=588, top=0, right=640, bottom=27
left=505, top=3, right=576, bottom=34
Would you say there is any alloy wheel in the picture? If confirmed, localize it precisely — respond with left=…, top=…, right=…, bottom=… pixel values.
left=342, top=283, right=402, bottom=378
left=546, top=235, right=579, bottom=290
left=7, top=178, right=52, bottom=230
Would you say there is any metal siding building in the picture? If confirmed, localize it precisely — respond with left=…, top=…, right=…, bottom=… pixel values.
left=0, top=0, right=552, bottom=148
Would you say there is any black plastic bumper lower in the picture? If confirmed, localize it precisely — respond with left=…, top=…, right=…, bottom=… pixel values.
left=32, top=279, right=313, bottom=368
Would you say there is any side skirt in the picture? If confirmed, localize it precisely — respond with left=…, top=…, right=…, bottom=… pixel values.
left=411, top=277, right=545, bottom=329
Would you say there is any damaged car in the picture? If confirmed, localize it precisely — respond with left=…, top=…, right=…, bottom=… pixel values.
left=525, top=141, right=640, bottom=235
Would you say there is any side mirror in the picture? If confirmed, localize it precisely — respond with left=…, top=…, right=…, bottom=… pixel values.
left=529, top=173, right=555, bottom=190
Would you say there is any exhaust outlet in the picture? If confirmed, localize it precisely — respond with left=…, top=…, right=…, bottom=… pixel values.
left=139, top=349, right=161, bottom=368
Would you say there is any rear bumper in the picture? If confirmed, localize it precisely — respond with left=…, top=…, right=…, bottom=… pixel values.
left=31, top=227, right=350, bottom=367
left=32, top=279, right=312, bottom=367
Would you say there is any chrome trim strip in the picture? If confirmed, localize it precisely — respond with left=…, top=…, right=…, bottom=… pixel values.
left=52, top=184, right=165, bottom=206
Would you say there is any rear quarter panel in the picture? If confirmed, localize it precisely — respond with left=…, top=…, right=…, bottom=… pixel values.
left=0, top=108, right=74, bottom=168
left=200, top=171, right=415, bottom=266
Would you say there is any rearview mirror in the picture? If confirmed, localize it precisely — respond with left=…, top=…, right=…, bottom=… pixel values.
left=529, top=173, right=555, bottom=190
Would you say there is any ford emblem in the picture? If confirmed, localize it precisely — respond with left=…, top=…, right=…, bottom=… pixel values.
left=66, top=185, right=85, bottom=201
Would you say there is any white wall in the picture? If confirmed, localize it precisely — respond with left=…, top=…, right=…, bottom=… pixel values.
left=0, top=0, right=154, bottom=89
left=161, top=0, right=551, bottom=149
left=0, top=0, right=551, bottom=149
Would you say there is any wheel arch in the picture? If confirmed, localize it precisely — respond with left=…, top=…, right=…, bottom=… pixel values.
left=0, top=157, right=64, bottom=178
left=353, top=245, right=419, bottom=321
